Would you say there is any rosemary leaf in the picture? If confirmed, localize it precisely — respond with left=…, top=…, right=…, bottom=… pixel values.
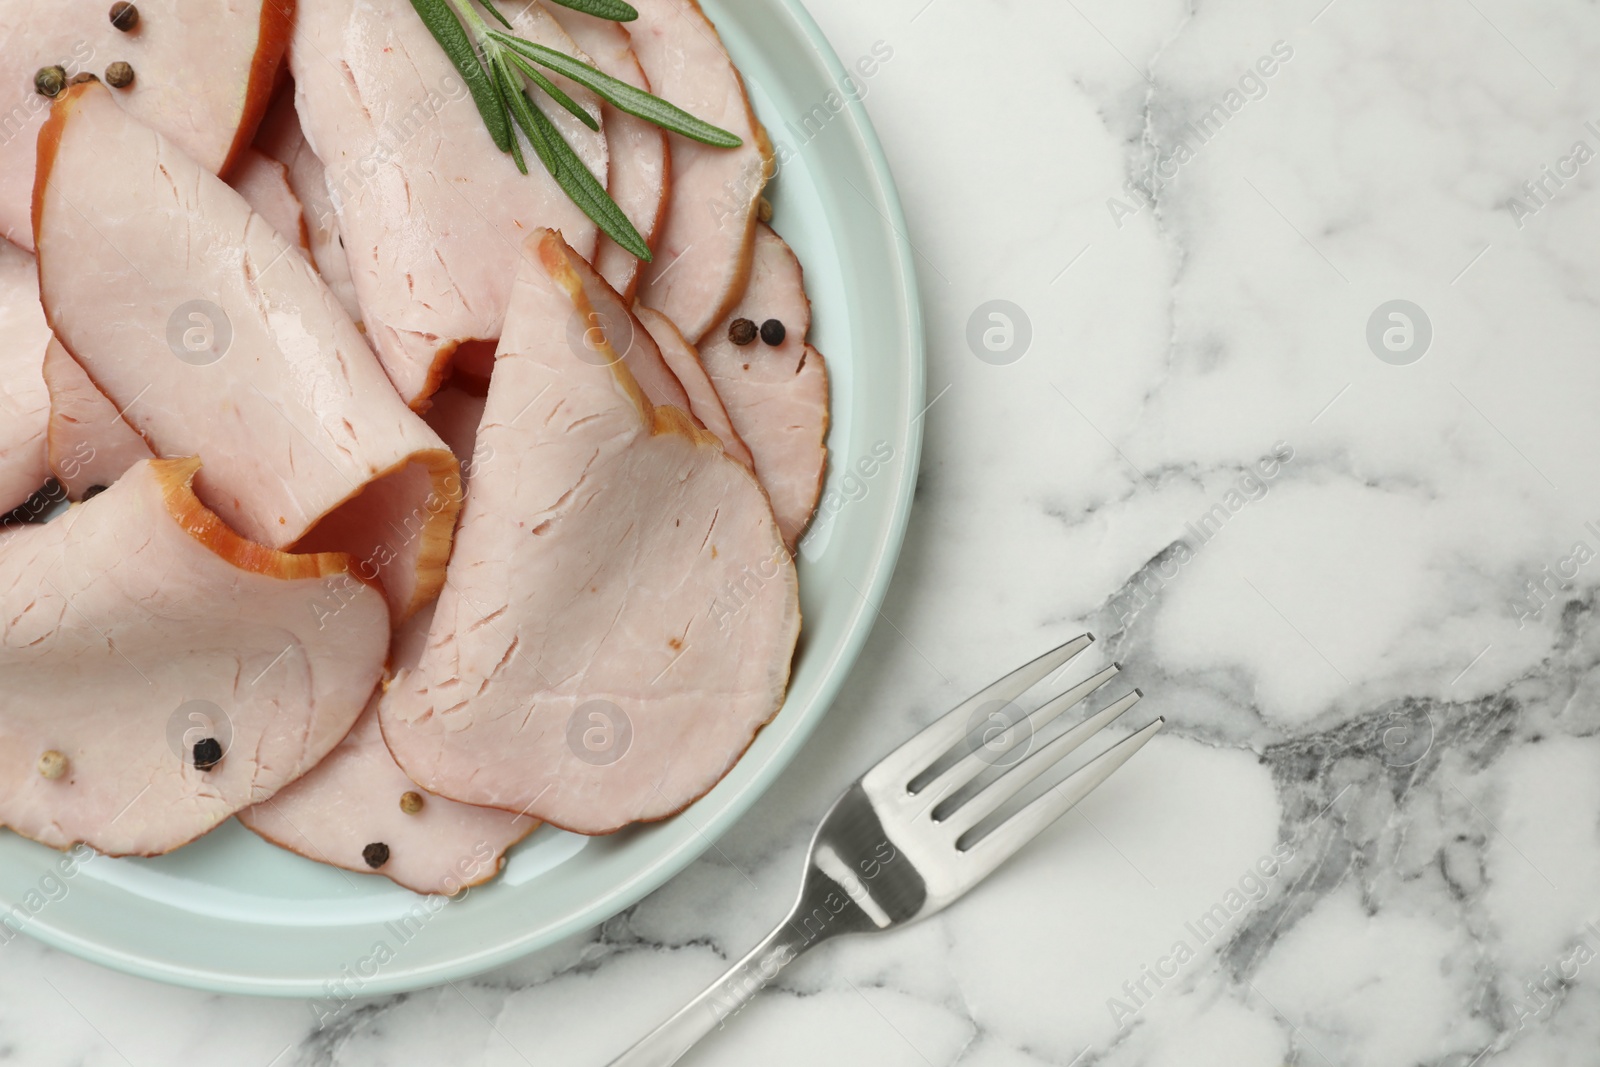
left=475, top=0, right=515, bottom=30
left=505, top=102, right=529, bottom=174
left=499, top=68, right=652, bottom=261
left=505, top=51, right=600, bottom=132
left=488, top=30, right=742, bottom=147
left=409, top=0, right=511, bottom=152
left=541, top=0, right=639, bottom=21
left=532, top=100, right=653, bottom=261
left=495, top=57, right=556, bottom=173
left=486, top=56, right=529, bottom=173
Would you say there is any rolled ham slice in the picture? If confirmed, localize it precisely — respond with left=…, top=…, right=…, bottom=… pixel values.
left=0, top=457, right=389, bottom=857
left=239, top=605, right=537, bottom=894
left=227, top=147, right=309, bottom=254
left=698, top=224, right=829, bottom=549
left=0, top=0, right=291, bottom=250
left=34, top=82, right=460, bottom=620
left=0, top=241, right=52, bottom=512
left=632, top=0, right=774, bottom=344
left=252, top=88, right=363, bottom=324
left=451, top=250, right=697, bottom=414
left=381, top=229, right=800, bottom=835
left=552, top=9, right=670, bottom=301
left=290, top=0, right=607, bottom=408
left=42, top=338, right=154, bottom=501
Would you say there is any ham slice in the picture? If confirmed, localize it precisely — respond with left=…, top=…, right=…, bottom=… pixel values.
left=42, top=338, right=154, bottom=501
left=632, top=0, right=773, bottom=344
left=0, top=0, right=291, bottom=250
left=227, top=147, right=309, bottom=253
left=381, top=229, right=800, bottom=835
left=0, top=457, right=388, bottom=857
left=637, top=304, right=753, bottom=470
left=551, top=9, right=671, bottom=301
left=698, top=224, right=829, bottom=549
left=34, top=82, right=460, bottom=620
left=0, top=241, right=52, bottom=512
left=290, top=0, right=608, bottom=408
left=253, top=88, right=363, bottom=323
left=239, top=605, right=536, bottom=894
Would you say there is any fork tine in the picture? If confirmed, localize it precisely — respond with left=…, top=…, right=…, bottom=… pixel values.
left=917, top=664, right=1123, bottom=810
left=937, top=689, right=1142, bottom=836
left=874, top=634, right=1096, bottom=785
left=960, top=717, right=1164, bottom=877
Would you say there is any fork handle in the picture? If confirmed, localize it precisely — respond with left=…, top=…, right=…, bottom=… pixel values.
left=606, top=914, right=818, bottom=1066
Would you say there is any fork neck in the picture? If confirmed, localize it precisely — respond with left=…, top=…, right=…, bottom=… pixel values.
left=705, top=861, right=880, bottom=1022
left=606, top=865, right=878, bottom=1067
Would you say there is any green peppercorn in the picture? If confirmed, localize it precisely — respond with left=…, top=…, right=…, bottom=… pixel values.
left=399, top=791, right=424, bottom=814
left=106, top=62, right=134, bottom=89
left=728, top=318, right=757, bottom=346
left=34, top=66, right=67, bottom=98
left=38, top=750, right=68, bottom=780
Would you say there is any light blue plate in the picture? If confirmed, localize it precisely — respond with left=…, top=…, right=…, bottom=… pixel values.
left=0, top=0, right=924, bottom=996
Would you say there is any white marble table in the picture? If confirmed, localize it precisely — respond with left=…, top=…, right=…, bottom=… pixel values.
left=8, top=0, right=1600, bottom=1062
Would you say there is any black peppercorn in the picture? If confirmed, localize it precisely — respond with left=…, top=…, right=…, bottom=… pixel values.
left=106, top=62, right=135, bottom=89
left=728, top=318, right=757, bottom=346
left=760, top=319, right=786, bottom=346
left=34, top=66, right=66, bottom=98
left=192, top=737, right=223, bottom=771
left=362, top=842, right=390, bottom=868
left=109, top=2, right=139, bottom=30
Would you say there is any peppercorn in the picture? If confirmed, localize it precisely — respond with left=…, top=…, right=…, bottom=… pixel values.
left=109, top=2, right=139, bottom=31
left=760, top=319, right=787, bottom=346
left=38, top=750, right=68, bottom=780
left=362, top=842, right=390, bottom=868
left=728, top=318, right=757, bottom=346
left=83, top=485, right=108, bottom=500
left=399, top=791, right=425, bottom=815
left=192, top=737, right=223, bottom=771
left=105, top=62, right=134, bottom=89
left=34, top=66, right=66, bottom=98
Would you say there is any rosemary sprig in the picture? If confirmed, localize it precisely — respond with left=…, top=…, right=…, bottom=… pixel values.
left=409, top=0, right=741, bottom=263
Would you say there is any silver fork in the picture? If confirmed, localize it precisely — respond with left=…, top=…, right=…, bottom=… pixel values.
left=607, top=634, right=1162, bottom=1066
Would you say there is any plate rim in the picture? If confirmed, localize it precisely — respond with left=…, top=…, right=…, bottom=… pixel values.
left=12, top=0, right=925, bottom=996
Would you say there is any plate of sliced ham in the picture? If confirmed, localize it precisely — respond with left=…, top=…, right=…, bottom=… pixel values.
left=0, top=0, right=922, bottom=995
